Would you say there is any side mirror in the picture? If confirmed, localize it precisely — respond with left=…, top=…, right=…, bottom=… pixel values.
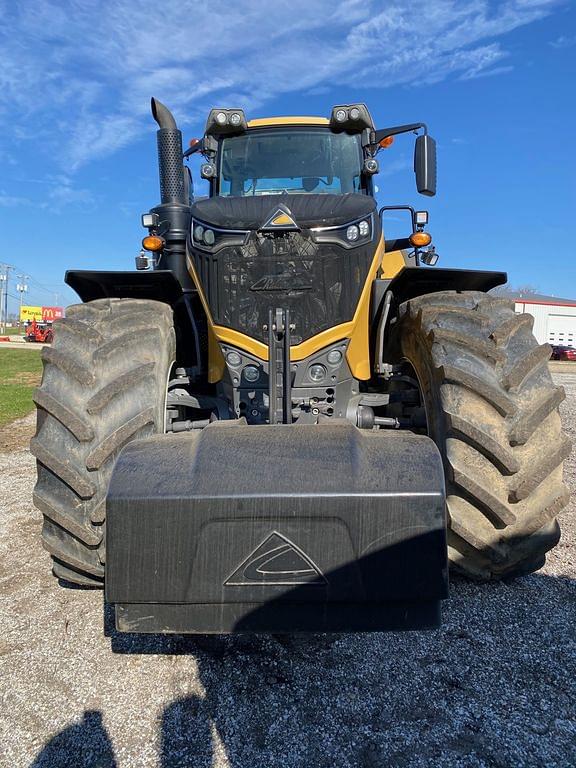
left=414, top=135, right=437, bottom=196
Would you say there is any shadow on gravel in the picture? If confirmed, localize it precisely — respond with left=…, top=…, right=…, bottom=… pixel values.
left=29, top=710, right=117, bottom=767
left=106, top=570, right=576, bottom=767
left=29, top=573, right=576, bottom=767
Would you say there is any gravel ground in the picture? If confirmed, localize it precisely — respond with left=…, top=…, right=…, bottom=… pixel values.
left=1, top=374, right=575, bottom=768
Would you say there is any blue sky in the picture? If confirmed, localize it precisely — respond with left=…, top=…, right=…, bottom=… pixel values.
left=1, top=0, right=575, bottom=312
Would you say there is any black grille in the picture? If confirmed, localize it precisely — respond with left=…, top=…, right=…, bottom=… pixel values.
left=191, top=231, right=374, bottom=344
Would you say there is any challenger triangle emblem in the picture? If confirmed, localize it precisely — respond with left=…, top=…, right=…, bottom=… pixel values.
left=224, top=532, right=326, bottom=586
left=260, top=205, right=299, bottom=231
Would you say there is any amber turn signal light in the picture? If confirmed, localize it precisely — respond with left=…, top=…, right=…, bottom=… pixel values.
left=379, top=136, right=394, bottom=149
left=409, top=231, right=432, bottom=247
left=142, top=235, right=165, bottom=252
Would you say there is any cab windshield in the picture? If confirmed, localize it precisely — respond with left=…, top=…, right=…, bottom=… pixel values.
left=217, top=128, right=364, bottom=197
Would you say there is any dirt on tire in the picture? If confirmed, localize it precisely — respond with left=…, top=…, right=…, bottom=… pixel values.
left=30, top=298, right=175, bottom=586
left=389, top=290, right=571, bottom=580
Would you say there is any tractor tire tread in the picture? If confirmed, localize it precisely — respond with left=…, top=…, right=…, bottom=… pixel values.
left=393, top=290, right=570, bottom=581
left=32, top=298, right=175, bottom=587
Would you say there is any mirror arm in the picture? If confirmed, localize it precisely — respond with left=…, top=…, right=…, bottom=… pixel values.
left=183, top=144, right=201, bottom=158
left=372, top=123, right=427, bottom=145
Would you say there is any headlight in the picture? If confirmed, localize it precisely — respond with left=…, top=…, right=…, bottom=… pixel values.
left=309, top=364, right=327, bottom=383
left=327, top=349, right=342, bottom=365
left=191, top=218, right=250, bottom=253
left=243, top=365, right=260, bottom=383
left=310, top=214, right=374, bottom=249
left=226, top=351, right=242, bottom=367
left=346, top=225, right=359, bottom=242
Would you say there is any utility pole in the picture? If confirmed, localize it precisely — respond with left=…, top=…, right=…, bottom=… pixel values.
left=0, top=269, right=5, bottom=333
left=0, top=264, right=14, bottom=333
left=17, top=277, right=29, bottom=329
left=2, top=264, right=13, bottom=333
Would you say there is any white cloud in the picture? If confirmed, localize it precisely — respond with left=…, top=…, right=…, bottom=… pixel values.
left=0, top=191, right=34, bottom=207
left=0, top=175, right=94, bottom=213
left=0, top=0, right=564, bottom=170
left=549, top=34, right=576, bottom=48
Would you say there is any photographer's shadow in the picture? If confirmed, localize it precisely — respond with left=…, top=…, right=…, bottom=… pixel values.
left=29, top=710, right=117, bottom=768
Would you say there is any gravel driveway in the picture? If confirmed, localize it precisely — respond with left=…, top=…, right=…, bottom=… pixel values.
left=1, top=373, right=575, bottom=768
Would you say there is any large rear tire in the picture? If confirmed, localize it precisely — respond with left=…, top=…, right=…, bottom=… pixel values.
left=389, top=290, right=570, bottom=580
left=31, top=298, right=175, bottom=587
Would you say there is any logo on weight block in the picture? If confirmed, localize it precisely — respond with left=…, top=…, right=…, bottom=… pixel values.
left=224, top=531, right=326, bottom=586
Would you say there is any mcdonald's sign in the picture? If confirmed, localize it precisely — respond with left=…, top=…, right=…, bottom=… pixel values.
left=41, top=306, right=64, bottom=321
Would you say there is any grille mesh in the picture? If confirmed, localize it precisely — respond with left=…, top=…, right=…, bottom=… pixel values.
left=193, top=232, right=373, bottom=344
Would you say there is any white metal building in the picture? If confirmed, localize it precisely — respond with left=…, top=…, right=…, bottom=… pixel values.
left=513, top=294, right=576, bottom=347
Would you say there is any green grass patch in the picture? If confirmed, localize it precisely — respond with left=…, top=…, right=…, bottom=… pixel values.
left=0, top=349, right=43, bottom=426
left=1, top=327, right=25, bottom=336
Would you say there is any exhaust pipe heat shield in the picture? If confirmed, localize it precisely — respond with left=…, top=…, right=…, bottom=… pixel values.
left=106, top=422, right=448, bottom=633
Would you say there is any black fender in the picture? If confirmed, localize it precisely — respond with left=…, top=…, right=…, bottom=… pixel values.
left=65, top=269, right=206, bottom=373
left=370, top=266, right=507, bottom=369
left=65, top=269, right=184, bottom=305
left=386, top=266, right=507, bottom=305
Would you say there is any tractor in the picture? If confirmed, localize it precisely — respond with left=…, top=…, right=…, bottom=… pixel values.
left=31, top=100, right=570, bottom=634
left=25, top=318, right=54, bottom=344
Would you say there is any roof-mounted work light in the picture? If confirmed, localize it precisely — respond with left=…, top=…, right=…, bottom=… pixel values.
left=205, top=108, right=248, bottom=135
left=329, top=104, right=374, bottom=131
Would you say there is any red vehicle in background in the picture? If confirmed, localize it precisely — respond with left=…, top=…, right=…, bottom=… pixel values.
left=551, top=345, right=576, bottom=361
left=25, top=318, right=54, bottom=343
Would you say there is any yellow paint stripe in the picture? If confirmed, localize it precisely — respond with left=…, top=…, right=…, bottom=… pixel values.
left=247, top=116, right=330, bottom=128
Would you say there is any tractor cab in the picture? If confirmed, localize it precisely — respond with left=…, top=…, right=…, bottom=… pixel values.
left=168, top=105, right=438, bottom=417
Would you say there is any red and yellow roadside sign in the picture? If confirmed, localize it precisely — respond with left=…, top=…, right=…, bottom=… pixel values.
left=20, top=305, right=64, bottom=322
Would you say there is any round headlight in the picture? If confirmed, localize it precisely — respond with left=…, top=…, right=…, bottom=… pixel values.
left=194, top=225, right=204, bottom=241
left=309, top=364, right=327, bottom=383
left=327, top=349, right=342, bottom=365
left=346, top=225, right=359, bottom=242
left=200, top=162, right=216, bottom=178
left=215, top=111, right=227, bottom=125
left=358, top=220, right=370, bottom=237
left=226, top=351, right=242, bottom=367
left=350, top=107, right=361, bottom=120
left=244, top=365, right=260, bottom=383
left=335, top=109, right=347, bottom=123
left=364, top=158, right=379, bottom=174
left=203, top=229, right=215, bottom=246
left=230, top=112, right=242, bottom=126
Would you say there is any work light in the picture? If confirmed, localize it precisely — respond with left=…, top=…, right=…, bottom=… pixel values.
left=329, top=104, right=374, bottom=131
left=201, top=163, right=216, bottom=179
left=206, top=108, right=248, bottom=134
left=364, top=158, right=379, bottom=175
left=141, top=212, right=159, bottom=229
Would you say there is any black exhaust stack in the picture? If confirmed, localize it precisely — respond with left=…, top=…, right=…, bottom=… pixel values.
left=151, top=98, right=187, bottom=204
left=148, top=98, right=192, bottom=287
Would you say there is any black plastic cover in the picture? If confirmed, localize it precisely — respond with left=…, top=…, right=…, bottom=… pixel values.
left=191, top=192, right=376, bottom=230
left=106, top=422, right=448, bottom=633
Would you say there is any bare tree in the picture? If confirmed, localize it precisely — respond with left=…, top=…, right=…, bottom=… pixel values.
left=490, top=283, right=539, bottom=297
